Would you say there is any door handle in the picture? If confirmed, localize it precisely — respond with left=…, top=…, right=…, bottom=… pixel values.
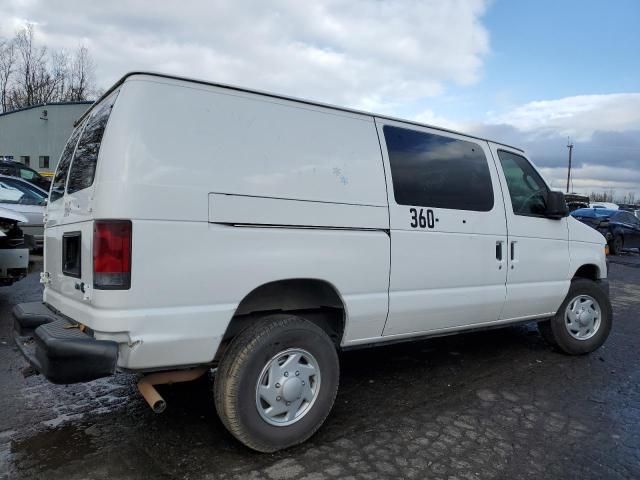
left=496, top=241, right=504, bottom=269
left=510, top=241, right=517, bottom=269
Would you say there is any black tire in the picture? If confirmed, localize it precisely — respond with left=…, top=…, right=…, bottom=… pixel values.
left=609, top=235, right=623, bottom=255
left=541, top=278, right=612, bottom=355
left=214, top=314, right=339, bottom=452
left=537, top=319, right=557, bottom=347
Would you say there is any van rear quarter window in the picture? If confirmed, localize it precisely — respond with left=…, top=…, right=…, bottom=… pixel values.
left=50, top=125, right=83, bottom=202
left=383, top=125, right=494, bottom=211
left=67, top=91, right=118, bottom=194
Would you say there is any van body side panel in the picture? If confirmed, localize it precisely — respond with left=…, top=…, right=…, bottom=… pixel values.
left=43, top=75, right=391, bottom=369
left=91, top=76, right=388, bottom=222
left=208, top=193, right=389, bottom=229
left=45, top=222, right=390, bottom=369
left=568, top=217, right=607, bottom=279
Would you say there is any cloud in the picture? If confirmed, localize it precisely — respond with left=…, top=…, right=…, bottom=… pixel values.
left=470, top=94, right=640, bottom=196
left=0, top=0, right=491, bottom=110
left=411, top=109, right=462, bottom=131
left=486, top=93, right=640, bottom=141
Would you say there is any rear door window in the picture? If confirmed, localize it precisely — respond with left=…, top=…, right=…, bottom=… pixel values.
left=67, top=91, right=118, bottom=194
left=50, top=125, right=84, bottom=203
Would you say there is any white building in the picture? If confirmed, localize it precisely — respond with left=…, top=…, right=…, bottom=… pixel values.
left=0, top=101, right=92, bottom=174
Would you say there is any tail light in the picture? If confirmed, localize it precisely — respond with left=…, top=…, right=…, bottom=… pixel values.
left=93, top=220, right=131, bottom=289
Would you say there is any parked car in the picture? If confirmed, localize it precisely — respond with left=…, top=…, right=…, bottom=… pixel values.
left=617, top=203, right=639, bottom=212
left=571, top=208, right=640, bottom=254
left=0, top=207, right=29, bottom=286
left=0, top=175, right=47, bottom=249
left=564, top=193, right=590, bottom=212
left=0, top=159, right=51, bottom=191
left=590, top=202, right=618, bottom=210
left=13, top=72, right=612, bottom=453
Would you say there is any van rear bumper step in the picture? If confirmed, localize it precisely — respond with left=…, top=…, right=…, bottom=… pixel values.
left=12, top=302, right=118, bottom=384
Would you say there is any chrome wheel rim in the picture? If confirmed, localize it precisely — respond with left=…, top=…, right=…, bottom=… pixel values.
left=255, top=348, right=321, bottom=426
left=564, top=294, right=601, bottom=340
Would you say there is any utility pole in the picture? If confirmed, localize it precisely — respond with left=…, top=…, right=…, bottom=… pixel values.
left=566, top=137, right=574, bottom=193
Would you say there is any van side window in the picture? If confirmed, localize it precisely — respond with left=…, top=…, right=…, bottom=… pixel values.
left=497, top=150, right=548, bottom=216
left=67, top=92, right=118, bottom=194
left=384, top=126, right=494, bottom=211
left=50, top=125, right=83, bottom=202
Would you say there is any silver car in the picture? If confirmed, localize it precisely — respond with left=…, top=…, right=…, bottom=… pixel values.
left=0, top=175, right=47, bottom=249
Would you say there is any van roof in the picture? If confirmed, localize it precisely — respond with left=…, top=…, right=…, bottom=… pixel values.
left=85, top=71, right=524, bottom=153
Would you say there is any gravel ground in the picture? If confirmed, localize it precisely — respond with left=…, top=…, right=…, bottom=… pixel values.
left=1, top=254, right=639, bottom=480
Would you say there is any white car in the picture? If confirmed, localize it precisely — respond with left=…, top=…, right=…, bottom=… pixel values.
left=14, top=73, right=612, bottom=452
left=0, top=207, right=29, bottom=286
left=0, top=175, right=47, bottom=248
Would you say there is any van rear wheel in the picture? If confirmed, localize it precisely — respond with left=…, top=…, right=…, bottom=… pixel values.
left=214, top=314, right=339, bottom=452
left=537, top=278, right=612, bottom=355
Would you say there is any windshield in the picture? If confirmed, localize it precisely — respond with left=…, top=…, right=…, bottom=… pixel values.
left=0, top=179, right=46, bottom=205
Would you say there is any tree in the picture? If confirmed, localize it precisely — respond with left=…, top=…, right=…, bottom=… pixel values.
left=0, top=24, right=98, bottom=113
left=0, top=38, right=16, bottom=112
left=69, top=45, right=95, bottom=101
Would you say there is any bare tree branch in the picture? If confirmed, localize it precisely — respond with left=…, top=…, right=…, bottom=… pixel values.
left=0, top=37, right=17, bottom=112
left=1, top=24, right=99, bottom=112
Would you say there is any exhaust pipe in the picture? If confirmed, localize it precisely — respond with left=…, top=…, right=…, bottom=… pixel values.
left=137, top=367, right=209, bottom=413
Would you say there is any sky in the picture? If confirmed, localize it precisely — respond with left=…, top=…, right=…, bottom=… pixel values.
left=1, top=0, right=639, bottom=198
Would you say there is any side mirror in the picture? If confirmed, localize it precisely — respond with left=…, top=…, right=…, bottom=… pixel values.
left=545, top=191, right=569, bottom=219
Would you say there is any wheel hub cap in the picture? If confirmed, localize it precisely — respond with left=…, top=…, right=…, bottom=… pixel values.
left=281, top=377, right=303, bottom=402
left=564, top=294, right=601, bottom=340
left=255, top=348, right=321, bottom=426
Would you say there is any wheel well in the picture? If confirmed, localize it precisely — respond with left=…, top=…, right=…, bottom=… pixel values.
left=214, top=279, right=346, bottom=362
left=573, top=264, right=600, bottom=281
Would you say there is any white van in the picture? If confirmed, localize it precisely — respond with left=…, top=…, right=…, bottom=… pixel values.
left=14, top=73, right=611, bottom=452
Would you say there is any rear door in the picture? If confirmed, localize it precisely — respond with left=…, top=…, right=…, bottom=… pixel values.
left=377, top=120, right=508, bottom=336
left=489, top=145, right=569, bottom=320
left=44, top=91, right=118, bottom=302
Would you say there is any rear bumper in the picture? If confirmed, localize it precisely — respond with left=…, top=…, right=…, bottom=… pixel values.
left=13, top=302, right=118, bottom=384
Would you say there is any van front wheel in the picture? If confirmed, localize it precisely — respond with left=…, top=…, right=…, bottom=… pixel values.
left=214, top=314, right=339, bottom=452
left=538, top=278, right=612, bottom=355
